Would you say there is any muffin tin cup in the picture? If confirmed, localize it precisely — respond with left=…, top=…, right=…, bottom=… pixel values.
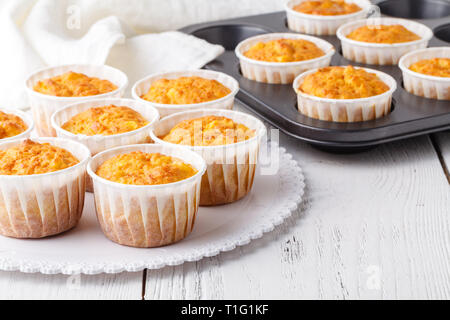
left=0, top=138, right=90, bottom=239
left=0, top=108, right=35, bottom=142
left=337, top=17, right=434, bottom=65
left=285, top=0, right=375, bottom=36
left=150, top=109, right=267, bottom=206
left=132, top=70, right=239, bottom=118
left=25, top=64, right=129, bottom=137
left=293, top=66, right=397, bottom=122
left=399, top=47, right=450, bottom=101
left=235, top=33, right=335, bottom=84
left=87, top=144, right=207, bottom=248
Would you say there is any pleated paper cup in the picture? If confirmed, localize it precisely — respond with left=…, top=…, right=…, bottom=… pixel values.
left=0, top=138, right=90, bottom=239
left=285, top=0, right=374, bottom=36
left=337, top=18, right=433, bottom=65
left=399, top=47, right=450, bottom=100
left=0, top=108, right=34, bottom=142
left=87, top=144, right=206, bottom=248
left=132, top=70, right=239, bottom=118
left=293, top=66, right=397, bottom=122
left=235, top=33, right=335, bottom=84
left=25, top=64, right=128, bottom=137
left=150, top=109, right=267, bottom=206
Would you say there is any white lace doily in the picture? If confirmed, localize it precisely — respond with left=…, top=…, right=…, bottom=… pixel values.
left=0, top=146, right=305, bottom=275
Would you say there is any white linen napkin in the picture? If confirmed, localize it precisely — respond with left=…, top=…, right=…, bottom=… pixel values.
left=0, top=0, right=283, bottom=110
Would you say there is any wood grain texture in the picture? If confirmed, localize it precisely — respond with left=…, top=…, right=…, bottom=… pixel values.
left=0, top=271, right=144, bottom=300
left=145, top=131, right=450, bottom=300
left=433, top=132, right=450, bottom=183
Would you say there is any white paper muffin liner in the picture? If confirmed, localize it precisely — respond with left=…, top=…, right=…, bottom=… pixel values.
left=293, top=66, right=397, bottom=122
left=235, top=33, right=335, bottom=84
left=337, top=17, right=433, bottom=65
left=399, top=47, right=450, bottom=101
left=0, top=138, right=90, bottom=239
left=51, top=98, right=160, bottom=156
left=25, top=64, right=129, bottom=137
left=150, top=109, right=267, bottom=206
left=132, top=70, right=239, bottom=118
left=285, top=0, right=374, bottom=36
left=0, top=108, right=34, bottom=142
left=87, top=144, right=207, bottom=248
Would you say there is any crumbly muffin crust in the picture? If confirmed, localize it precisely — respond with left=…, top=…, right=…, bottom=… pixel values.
left=0, top=111, right=28, bottom=139
left=293, top=0, right=361, bottom=16
left=346, top=25, right=421, bottom=44
left=409, top=58, right=450, bottom=78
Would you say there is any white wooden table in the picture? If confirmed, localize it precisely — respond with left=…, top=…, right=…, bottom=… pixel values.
left=0, top=102, right=449, bottom=300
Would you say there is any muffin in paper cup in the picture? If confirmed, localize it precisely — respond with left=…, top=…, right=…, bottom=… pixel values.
left=0, top=108, right=34, bottom=142
left=285, top=0, right=376, bottom=36
left=150, top=109, right=267, bottom=206
left=293, top=66, right=397, bottom=122
left=337, top=18, right=433, bottom=65
left=235, top=33, right=335, bottom=84
left=25, top=64, right=129, bottom=137
left=0, top=138, right=90, bottom=239
left=87, top=144, right=207, bottom=248
left=399, top=47, right=450, bottom=100
left=132, top=70, right=239, bottom=118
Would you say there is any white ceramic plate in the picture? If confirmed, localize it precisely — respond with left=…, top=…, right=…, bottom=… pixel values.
left=0, top=145, right=305, bottom=275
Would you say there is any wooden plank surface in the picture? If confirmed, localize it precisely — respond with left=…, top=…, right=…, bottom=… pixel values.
left=145, top=133, right=450, bottom=300
left=0, top=271, right=144, bottom=300
left=433, top=132, right=450, bottom=183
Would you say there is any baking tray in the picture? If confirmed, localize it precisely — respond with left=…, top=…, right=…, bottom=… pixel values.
left=180, top=0, right=450, bottom=152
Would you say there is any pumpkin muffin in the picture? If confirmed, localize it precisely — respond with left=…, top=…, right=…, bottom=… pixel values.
left=299, top=65, right=390, bottom=99
left=33, top=71, right=118, bottom=97
left=409, top=58, right=450, bottom=78
left=293, top=0, right=362, bottom=16
left=243, top=39, right=325, bottom=63
left=141, top=76, right=231, bottom=105
left=0, top=138, right=89, bottom=239
left=0, top=111, right=28, bottom=140
left=346, top=25, right=421, bottom=44
left=162, top=116, right=256, bottom=147
left=96, top=152, right=197, bottom=186
left=0, top=139, right=79, bottom=175
left=61, top=105, right=149, bottom=136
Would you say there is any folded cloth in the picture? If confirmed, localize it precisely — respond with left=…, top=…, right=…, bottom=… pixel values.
left=0, top=0, right=282, bottom=109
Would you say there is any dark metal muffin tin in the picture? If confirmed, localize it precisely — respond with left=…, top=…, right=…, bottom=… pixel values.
left=180, top=0, right=450, bottom=152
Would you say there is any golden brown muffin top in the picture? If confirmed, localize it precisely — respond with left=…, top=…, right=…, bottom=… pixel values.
left=141, top=76, right=231, bottom=105
left=0, top=111, right=28, bottom=139
left=293, top=0, right=362, bottom=16
left=346, top=25, right=421, bottom=44
left=33, top=71, right=118, bottom=97
left=0, top=140, right=79, bottom=175
left=243, top=39, right=325, bottom=63
left=299, top=66, right=390, bottom=99
left=409, top=58, right=450, bottom=78
left=162, top=115, right=255, bottom=147
left=96, top=152, right=198, bottom=185
left=61, top=105, right=149, bottom=136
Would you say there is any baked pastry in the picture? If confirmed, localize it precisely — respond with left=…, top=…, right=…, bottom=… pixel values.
left=61, top=105, right=149, bottom=136
left=293, top=0, right=361, bottom=16
left=162, top=115, right=255, bottom=146
left=0, top=138, right=90, bottom=239
left=243, top=39, right=325, bottom=63
left=337, top=18, right=433, bottom=65
left=141, top=76, right=231, bottom=105
left=88, top=144, right=206, bottom=248
left=33, top=71, right=118, bottom=97
left=346, top=25, right=421, bottom=44
left=293, top=65, right=396, bottom=122
left=151, top=110, right=266, bottom=206
left=399, top=47, right=450, bottom=100
left=299, top=66, right=390, bottom=99
left=409, top=58, right=450, bottom=78
left=0, top=111, right=28, bottom=139
left=96, top=152, right=198, bottom=185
